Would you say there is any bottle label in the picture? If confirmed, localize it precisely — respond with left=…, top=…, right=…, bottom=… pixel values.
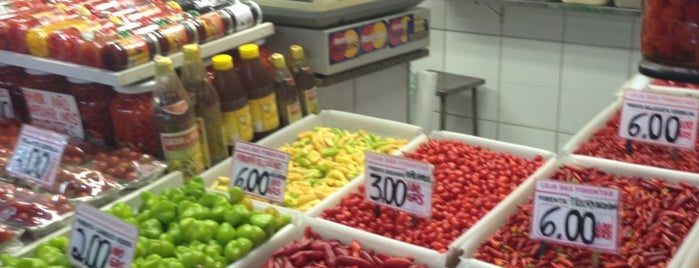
left=195, top=117, right=211, bottom=168
left=162, top=100, right=189, bottom=115
left=222, top=104, right=253, bottom=143
left=286, top=100, right=303, bottom=125
left=160, top=125, right=205, bottom=175
left=227, top=3, right=254, bottom=32
left=117, top=35, right=151, bottom=68
left=0, top=88, right=14, bottom=119
left=198, top=12, right=224, bottom=42
left=250, top=93, right=279, bottom=133
left=21, top=87, right=85, bottom=138
left=303, top=86, right=319, bottom=114
left=160, top=24, right=189, bottom=55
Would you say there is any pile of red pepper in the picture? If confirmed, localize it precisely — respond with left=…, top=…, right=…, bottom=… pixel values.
left=575, top=111, right=699, bottom=173
left=475, top=165, right=699, bottom=267
left=262, top=227, right=427, bottom=268
left=321, top=139, right=545, bottom=252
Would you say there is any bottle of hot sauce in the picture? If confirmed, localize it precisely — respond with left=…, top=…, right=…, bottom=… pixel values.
left=152, top=56, right=205, bottom=178
left=288, top=44, right=318, bottom=116
left=180, top=44, right=227, bottom=167
left=269, top=53, right=302, bottom=127
left=211, top=54, right=252, bottom=152
left=237, top=43, right=279, bottom=140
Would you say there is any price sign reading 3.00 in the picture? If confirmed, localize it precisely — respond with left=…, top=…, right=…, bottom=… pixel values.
left=230, top=141, right=289, bottom=203
left=531, top=180, right=620, bottom=253
left=68, top=204, right=138, bottom=268
left=5, top=125, right=67, bottom=187
left=364, top=151, right=434, bottom=218
left=619, top=91, right=699, bottom=150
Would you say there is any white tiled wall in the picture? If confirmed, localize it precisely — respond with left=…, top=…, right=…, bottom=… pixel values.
left=412, top=0, right=642, bottom=152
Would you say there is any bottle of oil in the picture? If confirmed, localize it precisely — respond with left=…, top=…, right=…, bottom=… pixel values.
left=152, top=55, right=205, bottom=177
left=288, top=44, right=318, bottom=115
left=237, top=43, right=279, bottom=140
left=211, top=54, right=253, bottom=152
left=180, top=44, right=228, bottom=167
left=269, top=53, right=302, bottom=127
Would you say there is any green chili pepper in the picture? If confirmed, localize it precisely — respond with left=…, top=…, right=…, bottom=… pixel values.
left=249, top=213, right=276, bottom=237
left=152, top=200, right=177, bottom=224
left=139, top=218, right=163, bottom=239
left=223, top=204, right=250, bottom=226
left=108, top=202, right=133, bottom=219
left=236, top=224, right=267, bottom=246
left=216, top=222, right=237, bottom=245
left=228, top=186, right=245, bottom=204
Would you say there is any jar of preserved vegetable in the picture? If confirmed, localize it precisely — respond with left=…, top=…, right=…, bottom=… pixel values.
left=21, top=68, right=66, bottom=93
left=110, top=81, right=161, bottom=157
left=641, top=0, right=699, bottom=70
left=0, top=64, right=27, bottom=122
left=67, top=77, right=116, bottom=147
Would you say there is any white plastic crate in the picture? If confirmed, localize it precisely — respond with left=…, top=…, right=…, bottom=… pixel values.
left=458, top=156, right=699, bottom=268
left=560, top=99, right=621, bottom=156
left=201, top=110, right=424, bottom=216
left=13, top=171, right=184, bottom=257
left=231, top=217, right=437, bottom=268
left=307, top=131, right=556, bottom=268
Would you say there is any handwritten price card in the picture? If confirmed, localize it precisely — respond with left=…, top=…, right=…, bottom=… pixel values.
left=364, top=151, right=434, bottom=218
left=69, top=204, right=138, bottom=268
left=230, top=141, right=289, bottom=203
left=5, top=124, right=67, bottom=187
left=620, top=90, right=698, bottom=150
left=531, top=180, right=620, bottom=253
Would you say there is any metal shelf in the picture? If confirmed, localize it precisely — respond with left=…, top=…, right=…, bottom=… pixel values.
left=0, top=22, right=275, bottom=87
left=474, top=0, right=641, bottom=17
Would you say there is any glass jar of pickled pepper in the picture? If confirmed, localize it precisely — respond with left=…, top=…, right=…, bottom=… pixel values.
left=67, top=78, right=116, bottom=147
left=110, top=81, right=161, bottom=157
left=641, top=0, right=699, bottom=69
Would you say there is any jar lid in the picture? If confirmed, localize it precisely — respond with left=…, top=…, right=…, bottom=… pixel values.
left=24, top=68, right=52, bottom=76
left=113, top=80, right=156, bottom=94
left=66, top=77, right=91, bottom=84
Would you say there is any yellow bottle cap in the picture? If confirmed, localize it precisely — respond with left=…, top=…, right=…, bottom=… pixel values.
left=289, top=44, right=304, bottom=60
left=154, top=55, right=174, bottom=72
left=238, top=44, right=259, bottom=60
left=75, top=6, right=91, bottom=17
left=165, top=1, right=182, bottom=11
left=182, top=44, right=200, bottom=60
left=212, top=54, right=233, bottom=70
left=270, top=53, right=286, bottom=68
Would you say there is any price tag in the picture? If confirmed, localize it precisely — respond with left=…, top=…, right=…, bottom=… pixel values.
left=619, top=90, right=699, bottom=150
left=230, top=141, right=289, bottom=203
left=68, top=204, right=138, bottom=268
left=5, top=124, right=67, bottom=187
left=531, top=180, right=620, bottom=253
left=364, top=151, right=433, bottom=218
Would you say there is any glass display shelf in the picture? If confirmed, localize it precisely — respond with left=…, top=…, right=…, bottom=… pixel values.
left=0, top=22, right=275, bottom=88
left=471, top=0, right=641, bottom=17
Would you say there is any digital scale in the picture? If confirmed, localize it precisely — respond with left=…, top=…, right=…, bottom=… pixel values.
left=255, top=0, right=423, bottom=29
left=261, top=1, right=430, bottom=76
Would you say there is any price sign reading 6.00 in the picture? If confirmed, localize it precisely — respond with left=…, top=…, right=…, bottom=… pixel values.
left=364, top=151, right=434, bottom=218
left=619, top=91, right=699, bottom=150
left=230, top=141, right=289, bottom=203
left=68, top=204, right=138, bottom=268
left=5, top=125, right=67, bottom=187
left=531, top=181, right=620, bottom=253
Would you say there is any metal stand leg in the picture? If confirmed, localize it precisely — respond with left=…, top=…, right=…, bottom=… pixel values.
left=439, top=95, right=446, bottom=130
left=471, top=87, right=478, bottom=136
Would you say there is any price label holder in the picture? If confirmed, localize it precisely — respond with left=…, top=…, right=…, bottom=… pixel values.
left=531, top=180, right=620, bottom=253
left=5, top=124, right=67, bottom=187
left=68, top=204, right=138, bottom=268
left=364, top=151, right=434, bottom=219
left=230, top=141, right=290, bottom=204
left=619, top=90, right=699, bottom=150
